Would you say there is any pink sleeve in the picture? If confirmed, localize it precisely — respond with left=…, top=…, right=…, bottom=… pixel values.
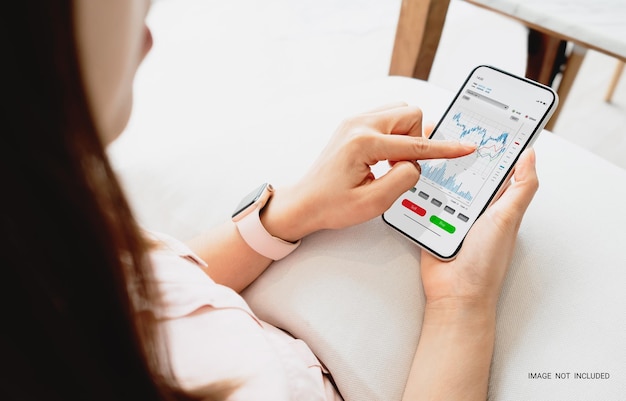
left=147, top=231, right=343, bottom=401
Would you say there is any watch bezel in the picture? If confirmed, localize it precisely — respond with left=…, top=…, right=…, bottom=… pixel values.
left=231, top=183, right=273, bottom=222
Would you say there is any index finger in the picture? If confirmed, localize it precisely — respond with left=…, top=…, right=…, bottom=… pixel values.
left=364, top=134, right=476, bottom=166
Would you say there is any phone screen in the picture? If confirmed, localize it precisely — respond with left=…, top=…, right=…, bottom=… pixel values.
left=383, top=65, right=558, bottom=260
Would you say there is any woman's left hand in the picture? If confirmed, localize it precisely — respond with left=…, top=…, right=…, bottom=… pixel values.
left=261, top=103, right=476, bottom=241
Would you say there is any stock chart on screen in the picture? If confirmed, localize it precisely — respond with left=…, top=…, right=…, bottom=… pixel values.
left=420, top=105, right=526, bottom=205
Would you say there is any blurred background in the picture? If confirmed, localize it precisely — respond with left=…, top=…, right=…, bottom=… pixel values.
left=135, top=0, right=625, bottom=169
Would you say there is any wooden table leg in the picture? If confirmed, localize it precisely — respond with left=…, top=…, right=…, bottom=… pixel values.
left=545, top=44, right=587, bottom=132
left=526, top=28, right=568, bottom=86
left=525, top=29, right=586, bottom=132
left=605, top=61, right=625, bottom=103
left=389, top=0, right=451, bottom=80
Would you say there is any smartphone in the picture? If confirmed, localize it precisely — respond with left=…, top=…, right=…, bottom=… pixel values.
left=382, top=65, right=558, bottom=260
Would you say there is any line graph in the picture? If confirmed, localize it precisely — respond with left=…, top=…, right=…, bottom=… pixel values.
left=452, top=112, right=509, bottom=162
left=448, top=110, right=511, bottom=176
left=420, top=106, right=517, bottom=204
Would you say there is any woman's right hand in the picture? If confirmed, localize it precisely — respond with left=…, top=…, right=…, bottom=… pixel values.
left=419, top=147, right=539, bottom=313
left=402, top=145, right=539, bottom=401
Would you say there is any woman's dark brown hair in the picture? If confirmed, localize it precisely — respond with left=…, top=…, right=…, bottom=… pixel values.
left=0, top=2, right=227, bottom=400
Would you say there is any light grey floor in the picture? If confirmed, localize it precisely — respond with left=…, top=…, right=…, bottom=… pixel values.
left=144, top=0, right=626, bottom=169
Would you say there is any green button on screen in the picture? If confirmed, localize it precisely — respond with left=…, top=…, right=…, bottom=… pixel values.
left=430, top=215, right=456, bottom=234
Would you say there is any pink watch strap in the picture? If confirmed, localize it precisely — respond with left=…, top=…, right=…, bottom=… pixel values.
left=235, top=207, right=301, bottom=260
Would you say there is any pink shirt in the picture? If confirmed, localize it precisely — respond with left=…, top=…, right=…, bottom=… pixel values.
left=147, top=231, right=342, bottom=401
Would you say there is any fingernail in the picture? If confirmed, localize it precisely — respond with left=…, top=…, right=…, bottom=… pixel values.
left=414, top=160, right=422, bottom=174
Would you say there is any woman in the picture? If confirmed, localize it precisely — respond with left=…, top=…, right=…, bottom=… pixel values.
left=0, top=0, right=538, bottom=400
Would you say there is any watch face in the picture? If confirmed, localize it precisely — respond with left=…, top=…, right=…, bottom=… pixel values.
left=232, top=183, right=269, bottom=219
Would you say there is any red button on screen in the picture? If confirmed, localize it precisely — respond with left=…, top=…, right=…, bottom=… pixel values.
left=402, top=199, right=426, bottom=216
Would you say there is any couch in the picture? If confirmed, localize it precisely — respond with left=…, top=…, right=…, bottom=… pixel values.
left=109, top=3, right=626, bottom=401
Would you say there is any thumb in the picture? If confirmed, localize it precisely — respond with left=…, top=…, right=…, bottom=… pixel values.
left=365, top=160, right=421, bottom=208
left=496, top=148, right=539, bottom=212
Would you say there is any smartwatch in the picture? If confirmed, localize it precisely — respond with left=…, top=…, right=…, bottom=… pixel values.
left=232, top=183, right=301, bottom=260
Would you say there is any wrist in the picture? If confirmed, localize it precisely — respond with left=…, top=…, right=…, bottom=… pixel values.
left=423, top=297, right=497, bottom=329
left=232, top=183, right=301, bottom=260
left=408, top=298, right=496, bottom=401
left=259, top=185, right=318, bottom=243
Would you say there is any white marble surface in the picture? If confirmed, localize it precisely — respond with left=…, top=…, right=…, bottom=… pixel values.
left=470, top=0, right=626, bottom=59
